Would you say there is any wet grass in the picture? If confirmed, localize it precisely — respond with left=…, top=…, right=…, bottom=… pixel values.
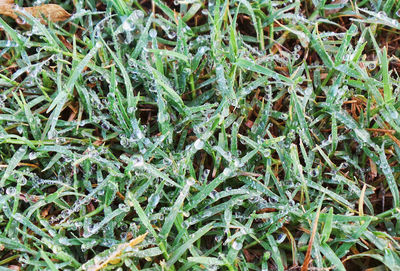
left=1, top=0, right=400, bottom=270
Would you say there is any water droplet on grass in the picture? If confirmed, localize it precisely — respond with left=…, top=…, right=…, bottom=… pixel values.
left=277, top=233, right=287, bottom=243
left=120, top=135, right=130, bottom=148
left=13, top=213, right=23, bottom=222
left=167, top=31, right=176, bottom=39
left=122, top=20, right=134, bottom=31
left=119, top=204, right=130, bottom=212
left=187, top=177, right=195, bottom=186
left=6, top=187, right=16, bottom=195
left=101, top=122, right=110, bottom=130
left=29, top=152, right=37, bottom=160
left=194, top=139, right=204, bottom=150
left=48, top=129, right=58, bottom=139
left=149, top=29, right=157, bottom=38
left=20, top=177, right=27, bottom=186
left=222, top=167, right=233, bottom=177
left=368, top=62, right=376, bottom=70
left=232, top=240, right=242, bottom=250
left=310, top=168, right=319, bottom=177
left=131, top=155, right=144, bottom=167
left=16, top=126, right=23, bottom=134
left=120, top=232, right=127, bottom=239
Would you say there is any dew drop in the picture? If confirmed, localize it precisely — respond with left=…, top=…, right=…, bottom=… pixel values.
left=167, top=31, right=177, bottom=39
left=101, top=122, right=110, bottom=130
left=277, top=233, right=287, bottom=243
left=215, top=235, right=223, bottom=242
left=194, top=139, right=204, bottom=150
left=119, top=203, right=130, bottom=212
left=13, top=213, right=23, bottom=222
left=210, top=190, right=217, bottom=199
left=16, top=126, right=23, bottom=134
left=20, top=177, right=27, bottom=186
left=368, top=62, right=376, bottom=70
left=310, top=168, right=319, bottom=177
left=222, top=167, right=232, bottom=176
left=232, top=240, right=243, bottom=250
left=131, top=155, right=144, bottom=167
left=122, top=20, right=133, bottom=31
left=29, top=152, right=37, bottom=160
left=120, top=135, right=130, bottom=148
left=6, top=187, right=16, bottom=195
left=187, top=177, right=196, bottom=186
left=149, top=29, right=157, bottom=38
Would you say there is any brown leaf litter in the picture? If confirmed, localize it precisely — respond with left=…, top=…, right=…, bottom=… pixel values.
left=0, top=0, right=70, bottom=24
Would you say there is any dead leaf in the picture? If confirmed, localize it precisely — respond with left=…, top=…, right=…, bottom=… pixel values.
left=24, top=4, right=71, bottom=22
left=0, top=3, right=70, bottom=24
left=369, top=158, right=377, bottom=180
left=0, top=5, right=17, bottom=19
left=0, top=0, right=14, bottom=5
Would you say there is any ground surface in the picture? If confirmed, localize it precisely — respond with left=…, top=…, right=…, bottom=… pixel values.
left=1, top=0, right=400, bottom=270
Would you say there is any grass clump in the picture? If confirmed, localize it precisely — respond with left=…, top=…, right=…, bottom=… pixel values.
left=1, top=0, right=400, bottom=270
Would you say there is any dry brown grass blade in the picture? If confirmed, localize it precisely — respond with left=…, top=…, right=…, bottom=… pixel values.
left=282, top=226, right=298, bottom=267
left=85, top=232, right=148, bottom=271
left=0, top=3, right=70, bottom=23
left=359, top=183, right=367, bottom=218
left=301, top=206, right=321, bottom=271
left=386, top=132, right=400, bottom=149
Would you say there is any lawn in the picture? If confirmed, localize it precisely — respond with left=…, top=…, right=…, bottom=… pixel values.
left=1, top=0, right=400, bottom=270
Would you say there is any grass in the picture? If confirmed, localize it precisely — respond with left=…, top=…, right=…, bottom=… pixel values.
left=0, top=0, right=400, bottom=270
